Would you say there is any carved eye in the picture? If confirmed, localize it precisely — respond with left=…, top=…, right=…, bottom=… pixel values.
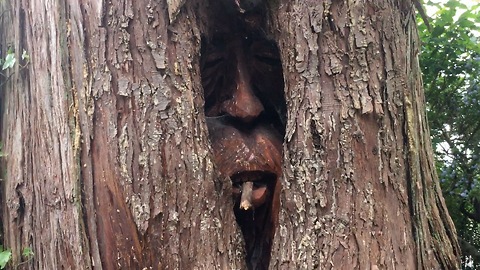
left=251, top=39, right=282, bottom=67
left=254, top=53, right=281, bottom=67
left=202, top=53, right=225, bottom=70
left=202, top=37, right=226, bottom=70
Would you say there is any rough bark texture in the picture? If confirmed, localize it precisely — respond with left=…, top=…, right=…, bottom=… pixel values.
left=268, top=0, right=460, bottom=269
left=0, top=0, right=244, bottom=269
left=0, top=0, right=460, bottom=269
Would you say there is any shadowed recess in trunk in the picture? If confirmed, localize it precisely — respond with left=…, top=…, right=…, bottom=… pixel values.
left=201, top=1, right=286, bottom=269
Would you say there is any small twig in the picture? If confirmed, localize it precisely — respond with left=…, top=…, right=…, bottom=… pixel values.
left=16, top=257, right=33, bottom=268
left=414, top=0, right=431, bottom=31
left=240, top=182, right=253, bottom=210
left=0, top=71, right=14, bottom=88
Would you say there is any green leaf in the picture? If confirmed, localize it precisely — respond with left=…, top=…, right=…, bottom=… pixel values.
left=0, top=249, right=12, bottom=269
left=2, top=53, right=16, bottom=70
left=431, top=25, right=445, bottom=37
left=21, top=49, right=29, bottom=61
left=22, top=247, right=34, bottom=258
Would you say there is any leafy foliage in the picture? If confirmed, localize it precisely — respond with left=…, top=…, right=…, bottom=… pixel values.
left=418, top=0, right=480, bottom=268
left=0, top=245, right=34, bottom=269
left=0, top=246, right=11, bottom=269
left=21, top=247, right=33, bottom=259
left=0, top=48, right=29, bottom=86
left=1, top=52, right=15, bottom=70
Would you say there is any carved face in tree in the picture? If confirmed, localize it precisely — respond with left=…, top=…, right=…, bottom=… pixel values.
left=201, top=8, right=286, bottom=270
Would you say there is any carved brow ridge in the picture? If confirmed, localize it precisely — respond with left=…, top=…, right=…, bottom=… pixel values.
left=204, top=31, right=277, bottom=48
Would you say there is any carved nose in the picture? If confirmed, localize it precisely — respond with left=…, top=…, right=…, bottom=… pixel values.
left=222, top=60, right=264, bottom=123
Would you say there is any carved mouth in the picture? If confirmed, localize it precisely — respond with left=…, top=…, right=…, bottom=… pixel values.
left=230, top=171, right=276, bottom=210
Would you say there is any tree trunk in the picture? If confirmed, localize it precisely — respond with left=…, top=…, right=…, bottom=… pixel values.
left=0, top=0, right=244, bottom=269
left=268, top=1, right=460, bottom=269
left=0, top=0, right=460, bottom=270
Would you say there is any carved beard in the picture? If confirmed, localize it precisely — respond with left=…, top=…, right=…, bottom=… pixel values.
left=203, top=63, right=284, bottom=270
left=206, top=116, right=282, bottom=270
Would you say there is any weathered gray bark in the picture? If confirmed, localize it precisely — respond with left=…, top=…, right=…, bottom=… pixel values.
left=0, top=0, right=244, bottom=269
left=268, top=1, right=460, bottom=269
left=0, top=0, right=460, bottom=269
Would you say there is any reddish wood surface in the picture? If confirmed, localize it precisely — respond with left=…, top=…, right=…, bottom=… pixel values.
left=201, top=8, right=285, bottom=267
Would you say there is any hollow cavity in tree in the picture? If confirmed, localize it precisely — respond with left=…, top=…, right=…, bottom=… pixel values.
left=201, top=2, right=286, bottom=269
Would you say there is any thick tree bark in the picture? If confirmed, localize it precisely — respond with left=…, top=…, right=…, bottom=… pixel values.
left=0, top=0, right=244, bottom=269
left=268, top=1, right=460, bottom=269
left=0, top=0, right=460, bottom=269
